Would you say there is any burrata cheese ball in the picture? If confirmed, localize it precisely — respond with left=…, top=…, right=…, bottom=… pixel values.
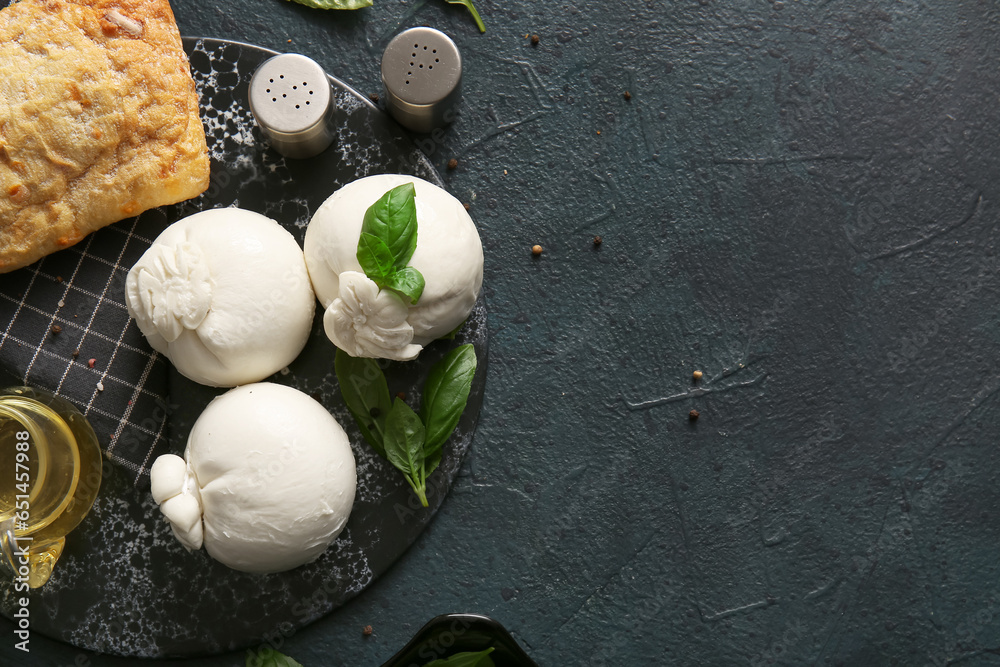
left=149, top=383, right=357, bottom=574
left=303, top=174, right=483, bottom=361
left=125, top=208, right=315, bottom=387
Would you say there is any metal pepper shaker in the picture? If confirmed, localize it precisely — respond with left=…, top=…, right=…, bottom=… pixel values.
left=248, top=53, right=335, bottom=159
left=381, top=27, right=462, bottom=134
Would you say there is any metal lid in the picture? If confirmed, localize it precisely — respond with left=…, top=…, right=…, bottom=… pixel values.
left=248, top=53, right=335, bottom=159
left=381, top=27, right=462, bottom=134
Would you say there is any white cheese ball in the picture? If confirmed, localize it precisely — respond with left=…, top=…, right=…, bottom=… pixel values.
left=304, top=174, right=483, bottom=360
left=150, top=383, right=357, bottom=574
left=125, top=208, right=315, bottom=387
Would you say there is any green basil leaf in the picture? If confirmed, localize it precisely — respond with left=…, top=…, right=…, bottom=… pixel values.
left=361, top=183, right=418, bottom=272
left=420, top=344, right=477, bottom=456
left=424, top=447, right=443, bottom=482
left=423, top=647, right=495, bottom=667
left=246, top=647, right=305, bottom=667
left=443, top=0, right=486, bottom=32
left=287, top=0, right=372, bottom=9
left=384, top=398, right=426, bottom=478
left=335, top=348, right=391, bottom=459
left=385, top=266, right=425, bottom=304
left=357, top=232, right=396, bottom=283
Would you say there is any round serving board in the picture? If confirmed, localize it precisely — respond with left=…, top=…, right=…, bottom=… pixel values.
left=0, top=38, right=487, bottom=658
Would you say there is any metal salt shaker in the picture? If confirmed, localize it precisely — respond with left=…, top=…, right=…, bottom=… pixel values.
left=381, top=27, right=463, bottom=134
left=248, top=53, right=335, bottom=159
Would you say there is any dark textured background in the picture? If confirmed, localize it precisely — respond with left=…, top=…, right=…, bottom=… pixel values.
left=5, top=1, right=1000, bottom=665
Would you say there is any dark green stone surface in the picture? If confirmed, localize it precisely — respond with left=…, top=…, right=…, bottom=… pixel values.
left=5, top=1, right=1000, bottom=665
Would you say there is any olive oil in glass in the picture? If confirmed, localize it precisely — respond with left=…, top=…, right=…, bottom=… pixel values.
left=0, top=387, right=101, bottom=588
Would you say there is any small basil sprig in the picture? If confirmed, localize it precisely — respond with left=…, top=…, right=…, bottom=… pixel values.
left=444, top=0, right=486, bottom=33
left=285, top=0, right=484, bottom=32
left=424, top=647, right=495, bottom=667
left=245, top=648, right=304, bottom=667
left=336, top=344, right=477, bottom=506
left=357, top=183, right=425, bottom=304
left=287, top=0, right=372, bottom=9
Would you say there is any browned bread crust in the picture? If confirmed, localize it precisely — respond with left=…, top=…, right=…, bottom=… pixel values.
left=0, top=0, right=210, bottom=273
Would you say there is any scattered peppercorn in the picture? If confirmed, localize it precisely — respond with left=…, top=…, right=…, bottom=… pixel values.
left=532, top=244, right=543, bottom=256
left=531, top=34, right=540, bottom=46
left=693, top=370, right=703, bottom=381
left=363, top=625, right=373, bottom=637
left=624, top=91, right=632, bottom=101
left=396, top=392, right=406, bottom=400
left=51, top=325, right=62, bottom=335
left=369, top=92, right=380, bottom=104
left=593, top=235, right=603, bottom=247
left=56, top=276, right=63, bottom=283
left=447, top=158, right=458, bottom=170
left=72, top=349, right=80, bottom=358
left=689, top=409, right=700, bottom=421
left=463, top=202, right=471, bottom=211
left=88, top=358, right=96, bottom=368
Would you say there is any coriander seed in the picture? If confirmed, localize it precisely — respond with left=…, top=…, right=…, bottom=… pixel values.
left=693, top=370, right=703, bottom=381
left=532, top=244, right=543, bottom=256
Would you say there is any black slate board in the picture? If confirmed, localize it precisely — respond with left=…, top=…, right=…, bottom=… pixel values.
left=0, top=37, right=487, bottom=658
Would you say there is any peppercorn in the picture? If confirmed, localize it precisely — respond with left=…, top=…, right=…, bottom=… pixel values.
left=624, top=91, right=632, bottom=101
left=51, top=325, right=62, bottom=335
left=447, top=158, right=458, bottom=170
left=363, top=625, right=373, bottom=637
left=693, top=370, right=703, bottom=381
left=593, top=235, right=603, bottom=247
left=531, top=34, right=540, bottom=46
left=689, top=409, right=700, bottom=421
left=532, top=244, right=543, bottom=256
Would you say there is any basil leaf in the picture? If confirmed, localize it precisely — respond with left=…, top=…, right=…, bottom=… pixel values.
left=357, top=232, right=395, bottom=283
left=424, top=447, right=443, bottom=482
left=424, top=647, right=496, bottom=667
left=384, top=398, right=426, bottom=478
left=421, top=344, right=477, bottom=456
left=362, top=182, right=418, bottom=271
left=288, top=0, right=372, bottom=8
left=335, top=348, right=391, bottom=458
left=444, top=0, right=486, bottom=33
left=246, top=648, right=305, bottom=667
left=385, top=266, right=425, bottom=304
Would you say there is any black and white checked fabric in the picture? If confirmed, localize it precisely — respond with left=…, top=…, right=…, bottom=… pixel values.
left=0, top=211, right=174, bottom=486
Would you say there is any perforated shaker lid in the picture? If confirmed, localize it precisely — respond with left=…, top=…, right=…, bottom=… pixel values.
left=381, top=27, right=462, bottom=133
left=248, top=53, right=334, bottom=158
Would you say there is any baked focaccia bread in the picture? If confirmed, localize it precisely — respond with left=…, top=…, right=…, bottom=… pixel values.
left=0, top=0, right=209, bottom=273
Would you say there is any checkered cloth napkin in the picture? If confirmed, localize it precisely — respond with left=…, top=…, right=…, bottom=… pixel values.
left=0, top=212, right=178, bottom=486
